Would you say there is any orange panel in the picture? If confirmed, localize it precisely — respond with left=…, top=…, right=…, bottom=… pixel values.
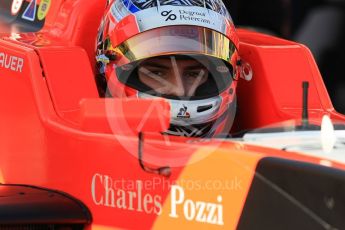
left=153, top=147, right=263, bottom=229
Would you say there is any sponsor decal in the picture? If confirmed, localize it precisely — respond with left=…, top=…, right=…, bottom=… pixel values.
left=169, top=185, right=224, bottom=225
left=161, top=10, right=177, bottom=21
left=0, top=52, right=24, bottom=73
left=11, top=0, right=24, bottom=15
left=91, top=174, right=162, bottom=215
left=37, top=0, right=51, bottom=21
left=160, top=9, right=210, bottom=24
left=91, top=174, right=224, bottom=226
left=177, top=105, right=190, bottom=119
left=22, top=0, right=37, bottom=22
left=178, top=9, right=211, bottom=24
left=135, top=6, right=228, bottom=36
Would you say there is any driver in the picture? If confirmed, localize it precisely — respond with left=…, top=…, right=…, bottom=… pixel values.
left=95, top=0, right=241, bottom=138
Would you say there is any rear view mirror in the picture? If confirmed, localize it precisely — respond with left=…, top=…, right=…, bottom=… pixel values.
left=79, top=98, right=170, bottom=134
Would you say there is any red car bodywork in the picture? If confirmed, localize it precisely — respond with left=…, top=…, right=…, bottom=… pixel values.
left=1, top=0, right=345, bottom=229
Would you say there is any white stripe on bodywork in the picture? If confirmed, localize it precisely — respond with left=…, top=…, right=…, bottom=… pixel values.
left=242, top=130, right=345, bottom=165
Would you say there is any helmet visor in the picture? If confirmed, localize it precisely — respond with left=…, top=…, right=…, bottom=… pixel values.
left=111, top=25, right=237, bottom=65
left=111, top=26, right=238, bottom=100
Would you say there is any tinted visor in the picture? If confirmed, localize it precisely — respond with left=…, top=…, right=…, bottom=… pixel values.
left=111, top=26, right=238, bottom=100
left=111, top=25, right=237, bottom=65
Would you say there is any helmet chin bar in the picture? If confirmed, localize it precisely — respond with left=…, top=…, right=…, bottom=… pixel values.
left=138, top=132, right=171, bottom=177
left=138, top=92, right=222, bottom=123
left=138, top=92, right=226, bottom=137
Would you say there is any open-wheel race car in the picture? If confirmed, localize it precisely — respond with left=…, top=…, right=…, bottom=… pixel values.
left=1, top=0, right=345, bottom=229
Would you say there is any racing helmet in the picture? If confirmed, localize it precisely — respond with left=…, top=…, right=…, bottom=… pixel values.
left=96, top=0, right=240, bottom=138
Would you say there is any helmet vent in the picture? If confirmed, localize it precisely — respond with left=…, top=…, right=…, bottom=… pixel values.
left=197, top=105, right=213, bottom=113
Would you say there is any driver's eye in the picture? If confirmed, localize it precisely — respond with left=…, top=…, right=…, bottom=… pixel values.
left=147, top=69, right=166, bottom=78
left=184, top=70, right=206, bottom=81
left=185, top=71, right=200, bottom=78
left=151, top=70, right=164, bottom=77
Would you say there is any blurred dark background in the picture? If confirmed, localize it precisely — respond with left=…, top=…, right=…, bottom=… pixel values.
left=226, top=0, right=345, bottom=114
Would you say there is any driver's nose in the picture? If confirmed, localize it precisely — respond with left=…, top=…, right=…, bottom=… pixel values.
left=165, top=72, right=186, bottom=97
left=165, top=83, right=185, bottom=97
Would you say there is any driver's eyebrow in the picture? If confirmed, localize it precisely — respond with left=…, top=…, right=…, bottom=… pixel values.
left=139, top=62, right=170, bottom=70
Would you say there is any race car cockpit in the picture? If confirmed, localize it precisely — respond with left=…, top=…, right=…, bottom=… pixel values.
left=1, top=0, right=341, bottom=136
left=1, top=1, right=345, bottom=229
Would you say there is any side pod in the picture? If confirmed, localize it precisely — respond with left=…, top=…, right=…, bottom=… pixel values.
left=0, top=184, right=91, bottom=229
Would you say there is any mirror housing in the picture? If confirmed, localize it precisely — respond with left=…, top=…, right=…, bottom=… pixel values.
left=79, top=98, right=170, bottom=134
